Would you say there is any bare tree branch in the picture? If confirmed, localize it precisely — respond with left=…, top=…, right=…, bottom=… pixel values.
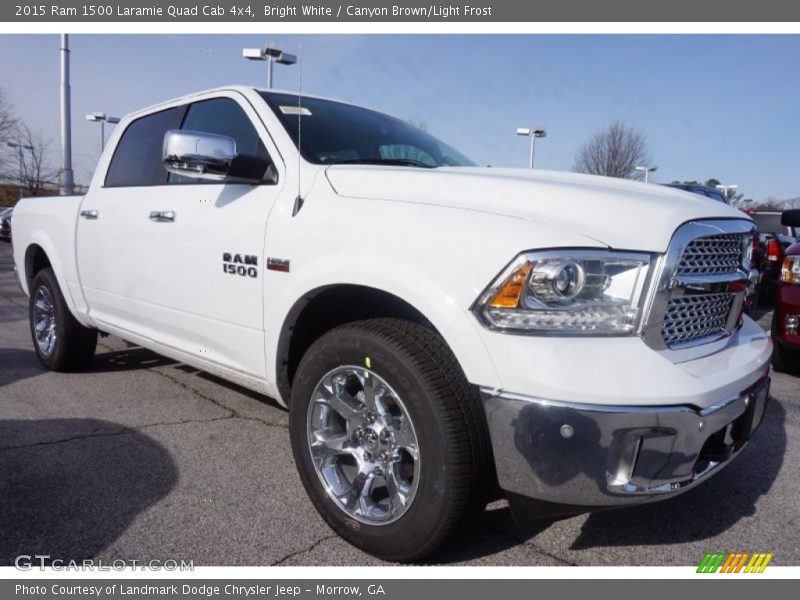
left=16, top=125, right=56, bottom=195
left=0, top=88, right=19, bottom=179
left=573, top=120, right=651, bottom=180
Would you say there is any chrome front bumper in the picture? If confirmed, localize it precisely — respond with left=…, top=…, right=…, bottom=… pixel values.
left=481, top=375, right=770, bottom=507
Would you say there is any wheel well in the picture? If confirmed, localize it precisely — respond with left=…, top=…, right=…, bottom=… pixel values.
left=25, top=244, right=51, bottom=285
left=277, top=285, right=436, bottom=402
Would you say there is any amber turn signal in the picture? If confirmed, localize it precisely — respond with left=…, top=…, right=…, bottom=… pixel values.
left=488, top=262, right=532, bottom=308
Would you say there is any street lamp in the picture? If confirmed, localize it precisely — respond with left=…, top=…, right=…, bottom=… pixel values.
left=634, top=165, right=658, bottom=183
left=243, top=44, right=297, bottom=88
left=85, top=112, right=120, bottom=151
left=516, top=127, right=547, bottom=169
left=6, top=141, right=34, bottom=200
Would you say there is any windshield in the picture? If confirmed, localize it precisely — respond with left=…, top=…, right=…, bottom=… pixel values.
left=703, top=190, right=728, bottom=204
left=261, top=92, right=474, bottom=168
left=666, top=184, right=729, bottom=204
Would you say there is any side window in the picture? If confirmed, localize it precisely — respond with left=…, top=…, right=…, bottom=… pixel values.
left=104, top=106, right=186, bottom=187
left=170, top=97, right=271, bottom=184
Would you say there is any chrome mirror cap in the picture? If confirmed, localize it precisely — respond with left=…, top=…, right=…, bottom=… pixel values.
left=162, top=129, right=237, bottom=181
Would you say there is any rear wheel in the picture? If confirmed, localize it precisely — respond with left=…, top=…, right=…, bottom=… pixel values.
left=289, top=318, right=492, bottom=562
left=29, top=268, right=97, bottom=371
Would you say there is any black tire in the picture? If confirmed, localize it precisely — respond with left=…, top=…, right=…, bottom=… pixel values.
left=771, top=339, right=797, bottom=373
left=29, top=267, right=97, bottom=371
left=289, top=318, right=493, bottom=562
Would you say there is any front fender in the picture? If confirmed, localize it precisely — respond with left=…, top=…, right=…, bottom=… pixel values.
left=262, top=193, right=607, bottom=403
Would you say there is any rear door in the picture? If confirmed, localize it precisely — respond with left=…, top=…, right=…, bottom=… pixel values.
left=77, top=91, right=284, bottom=378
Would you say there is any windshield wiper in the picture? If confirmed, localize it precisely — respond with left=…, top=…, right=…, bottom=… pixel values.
left=325, top=158, right=436, bottom=169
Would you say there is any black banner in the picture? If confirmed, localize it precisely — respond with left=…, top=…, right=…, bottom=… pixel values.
left=4, top=579, right=799, bottom=600
left=4, top=1, right=800, bottom=22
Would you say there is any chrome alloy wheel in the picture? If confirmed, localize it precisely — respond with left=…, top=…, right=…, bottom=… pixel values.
left=33, top=285, right=57, bottom=356
left=307, top=366, right=421, bottom=525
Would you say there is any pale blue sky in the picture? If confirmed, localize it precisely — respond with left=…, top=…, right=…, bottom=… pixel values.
left=0, top=34, right=798, bottom=199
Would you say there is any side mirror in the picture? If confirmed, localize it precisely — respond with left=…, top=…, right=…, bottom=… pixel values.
left=781, top=209, right=800, bottom=228
left=162, top=129, right=271, bottom=183
left=163, top=129, right=237, bottom=181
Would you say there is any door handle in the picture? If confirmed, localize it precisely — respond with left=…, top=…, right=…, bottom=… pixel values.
left=80, top=209, right=99, bottom=220
left=149, top=210, right=176, bottom=223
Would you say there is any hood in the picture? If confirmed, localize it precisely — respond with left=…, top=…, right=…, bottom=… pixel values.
left=325, top=166, right=750, bottom=252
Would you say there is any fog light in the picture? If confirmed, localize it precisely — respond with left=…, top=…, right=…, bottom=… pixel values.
left=786, top=314, right=799, bottom=336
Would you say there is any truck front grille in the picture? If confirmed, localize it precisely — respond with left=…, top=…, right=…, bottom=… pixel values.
left=661, top=293, right=735, bottom=348
left=677, top=234, right=747, bottom=276
left=642, top=220, right=755, bottom=352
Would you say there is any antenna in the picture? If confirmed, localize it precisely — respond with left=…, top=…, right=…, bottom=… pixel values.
left=292, top=36, right=305, bottom=217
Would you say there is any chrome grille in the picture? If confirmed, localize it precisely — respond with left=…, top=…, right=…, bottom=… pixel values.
left=677, top=233, right=746, bottom=276
left=642, top=220, right=754, bottom=352
left=661, top=293, right=734, bottom=348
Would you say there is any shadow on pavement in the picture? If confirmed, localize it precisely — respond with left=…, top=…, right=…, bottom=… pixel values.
left=90, top=345, right=177, bottom=372
left=0, top=348, right=44, bottom=388
left=570, top=398, right=786, bottom=550
left=429, top=505, right=564, bottom=565
left=0, top=418, right=177, bottom=565
left=93, top=343, right=283, bottom=410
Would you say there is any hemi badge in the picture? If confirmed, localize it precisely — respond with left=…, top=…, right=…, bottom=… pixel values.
left=266, top=257, right=291, bottom=273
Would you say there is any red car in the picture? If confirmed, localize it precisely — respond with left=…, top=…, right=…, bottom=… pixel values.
left=772, top=209, right=800, bottom=371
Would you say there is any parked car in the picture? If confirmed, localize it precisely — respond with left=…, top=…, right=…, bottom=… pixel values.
left=749, top=210, right=799, bottom=303
left=663, top=183, right=730, bottom=204
left=0, top=206, right=12, bottom=242
left=771, top=209, right=800, bottom=371
left=11, top=87, right=772, bottom=561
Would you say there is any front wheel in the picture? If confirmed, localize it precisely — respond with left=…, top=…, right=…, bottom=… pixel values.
left=29, top=267, right=97, bottom=371
left=289, top=319, right=492, bottom=562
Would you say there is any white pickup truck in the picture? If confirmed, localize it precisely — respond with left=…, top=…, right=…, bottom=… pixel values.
left=12, top=86, right=772, bottom=562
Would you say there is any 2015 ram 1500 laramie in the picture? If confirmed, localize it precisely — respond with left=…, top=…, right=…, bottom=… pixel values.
left=12, top=86, right=772, bottom=561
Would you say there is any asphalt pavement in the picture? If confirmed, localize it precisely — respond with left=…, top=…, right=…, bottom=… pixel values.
left=1, top=242, right=798, bottom=566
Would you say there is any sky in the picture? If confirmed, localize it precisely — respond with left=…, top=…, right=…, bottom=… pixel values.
left=0, top=34, right=798, bottom=200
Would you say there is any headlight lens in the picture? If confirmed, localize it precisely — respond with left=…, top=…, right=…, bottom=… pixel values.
left=475, top=250, right=652, bottom=334
left=781, top=256, right=800, bottom=284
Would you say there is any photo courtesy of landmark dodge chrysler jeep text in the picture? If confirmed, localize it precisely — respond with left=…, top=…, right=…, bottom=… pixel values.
left=11, top=87, right=772, bottom=562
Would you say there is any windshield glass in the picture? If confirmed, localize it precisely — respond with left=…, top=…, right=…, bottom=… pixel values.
left=702, top=190, right=728, bottom=204
left=261, top=92, right=474, bottom=168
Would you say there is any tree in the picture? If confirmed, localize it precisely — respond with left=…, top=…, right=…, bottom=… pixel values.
left=752, top=197, right=785, bottom=210
left=16, top=125, right=55, bottom=195
left=0, top=88, right=19, bottom=179
left=573, top=120, right=650, bottom=180
left=781, top=197, right=800, bottom=209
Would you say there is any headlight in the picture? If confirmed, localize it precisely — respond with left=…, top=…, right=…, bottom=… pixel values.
left=474, top=250, right=652, bottom=334
left=781, top=256, right=800, bottom=284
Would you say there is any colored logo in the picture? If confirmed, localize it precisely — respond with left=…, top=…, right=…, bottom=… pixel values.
left=697, top=552, right=773, bottom=573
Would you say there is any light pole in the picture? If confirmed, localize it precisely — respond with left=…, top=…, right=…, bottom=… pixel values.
left=86, top=112, right=121, bottom=151
left=634, top=165, right=658, bottom=183
left=60, top=33, right=74, bottom=196
left=516, top=127, right=547, bottom=169
left=243, top=44, right=297, bottom=88
left=6, top=141, right=34, bottom=200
